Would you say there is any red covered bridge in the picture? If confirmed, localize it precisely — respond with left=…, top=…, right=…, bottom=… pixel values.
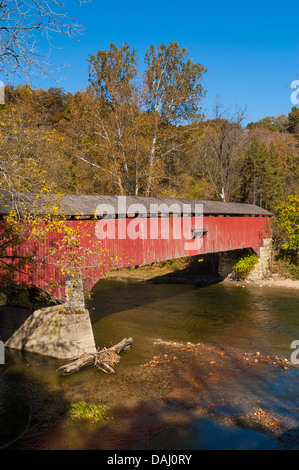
left=0, top=192, right=272, bottom=302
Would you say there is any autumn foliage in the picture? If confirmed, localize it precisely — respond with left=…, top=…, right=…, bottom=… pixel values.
left=0, top=42, right=298, bottom=293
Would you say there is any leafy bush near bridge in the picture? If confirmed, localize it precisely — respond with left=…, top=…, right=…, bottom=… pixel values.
left=232, top=254, right=259, bottom=278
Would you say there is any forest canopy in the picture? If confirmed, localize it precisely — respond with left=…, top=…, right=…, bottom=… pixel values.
left=0, top=42, right=297, bottom=213
left=0, top=42, right=298, bottom=283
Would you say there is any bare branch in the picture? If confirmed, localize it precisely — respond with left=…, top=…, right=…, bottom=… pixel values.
left=0, top=0, right=91, bottom=81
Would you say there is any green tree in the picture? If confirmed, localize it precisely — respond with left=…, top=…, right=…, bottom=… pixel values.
left=288, top=107, right=299, bottom=138
left=246, top=115, right=289, bottom=133
left=143, top=42, right=206, bottom=195
left=242, top=138, right=286, bottom=211
left=275, top=195, right=299, bottom=259
left=83, top=42, right=207, bottom=196
left=87, top=43, right=140, bottom=195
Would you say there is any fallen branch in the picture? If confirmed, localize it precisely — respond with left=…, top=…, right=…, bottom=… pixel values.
left=56, top=337, right=134, bottom=376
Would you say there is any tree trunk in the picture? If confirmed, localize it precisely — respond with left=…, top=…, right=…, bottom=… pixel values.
left=56, top=337, right=134, bottom=376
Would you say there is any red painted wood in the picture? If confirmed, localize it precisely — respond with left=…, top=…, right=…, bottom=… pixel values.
left=3, top=215, right=271, bottom=300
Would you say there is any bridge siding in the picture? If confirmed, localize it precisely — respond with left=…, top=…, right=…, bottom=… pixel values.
left=9, top=215, right=270, bottom=301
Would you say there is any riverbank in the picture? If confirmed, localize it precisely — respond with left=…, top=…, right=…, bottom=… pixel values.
left=239, top=276, right=299, bottom=290
left=103, top=261, right=299, bottom=290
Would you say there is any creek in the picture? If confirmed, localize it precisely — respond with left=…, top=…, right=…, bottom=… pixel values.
left=0, top=279, right=298, bottom=450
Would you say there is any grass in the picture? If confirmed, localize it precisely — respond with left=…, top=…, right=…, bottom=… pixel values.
left=67, top=401, right=111, bottom=423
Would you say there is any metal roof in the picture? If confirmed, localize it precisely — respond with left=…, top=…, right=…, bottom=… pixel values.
left=0, top=190, right=273, bottom=217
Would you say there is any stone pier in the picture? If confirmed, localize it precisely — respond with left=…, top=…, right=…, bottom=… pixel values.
left=4, top=277, right=96, bottom=360
left=247, top=238, right=273, bottom=281
left=5, top=304, right=96, bottom=359
left=217, top=239, right=273, bottom=282
left=65, top=277, right=86, bottom=310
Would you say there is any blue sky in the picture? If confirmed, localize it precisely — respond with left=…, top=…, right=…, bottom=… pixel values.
left=30, top=0, right=299, bottom=124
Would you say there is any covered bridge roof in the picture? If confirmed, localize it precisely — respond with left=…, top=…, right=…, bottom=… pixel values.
left=0, top=191, right=273, bottom=217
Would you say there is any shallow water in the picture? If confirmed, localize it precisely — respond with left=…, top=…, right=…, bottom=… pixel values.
left=0, top=279, right=299, bottom=450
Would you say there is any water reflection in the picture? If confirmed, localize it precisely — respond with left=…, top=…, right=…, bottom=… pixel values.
left=0, top=279, right=298, bottom=449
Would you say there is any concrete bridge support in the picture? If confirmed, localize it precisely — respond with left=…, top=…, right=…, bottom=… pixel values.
left=3, top=276, right=97, bottom=360
left=4, top=305, right=96, bottom=359
left=247, top=238, right=273, bottom=281
left=65, top=277, right=85, bottom=310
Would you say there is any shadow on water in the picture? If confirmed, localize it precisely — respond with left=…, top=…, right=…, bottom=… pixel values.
left=0, top=276, right=299, bottom=450
left=0, top=306, right=33, bottom=343
left=88, top=277, right=284, bottom=351
left=87, top=278, right=198, bottom=323
left=0, top=349, right=66, bottom=450
left=62, top=351, right=299, bottom=450
left=1, top=336, right=299, bottom=449
left=87, top=255, right=222, bottom=324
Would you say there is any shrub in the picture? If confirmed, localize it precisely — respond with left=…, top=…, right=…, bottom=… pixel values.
left=232, top=254, right=259, bottom=278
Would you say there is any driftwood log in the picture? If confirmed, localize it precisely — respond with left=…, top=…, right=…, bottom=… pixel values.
left=56, top=337, right=134, bottom=376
